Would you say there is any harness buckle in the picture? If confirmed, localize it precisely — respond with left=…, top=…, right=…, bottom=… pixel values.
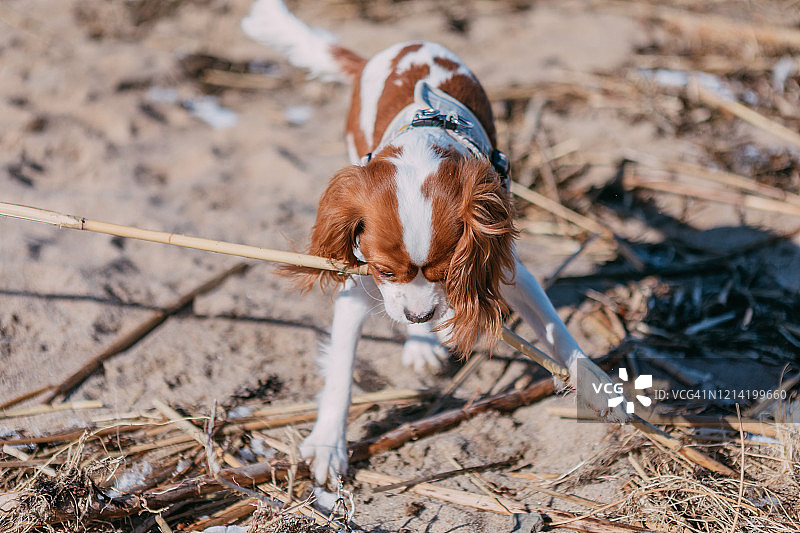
left=411, top=109, right=473, bottom=132
left=445, top=112, right=473, bottom=130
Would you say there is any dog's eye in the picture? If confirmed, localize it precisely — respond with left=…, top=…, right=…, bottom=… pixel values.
left=376, top=268, right=395, bottom=279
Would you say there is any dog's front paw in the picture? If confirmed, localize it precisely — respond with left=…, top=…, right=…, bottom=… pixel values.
left=299, top=430, right=348, bottom=485
left=402, top=335, right=448, bottom=373
left=566, top=356, right=630, bottom=423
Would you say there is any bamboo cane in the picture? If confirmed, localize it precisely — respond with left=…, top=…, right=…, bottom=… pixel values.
left=0, top=202, right=369, bottom=276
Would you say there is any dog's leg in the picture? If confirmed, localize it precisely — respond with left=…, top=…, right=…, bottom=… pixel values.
left=300, top=277, right=373, bottom=483
left=402, top=322, right=448, bottom=373
left=501, top=255, right=626, bottom=421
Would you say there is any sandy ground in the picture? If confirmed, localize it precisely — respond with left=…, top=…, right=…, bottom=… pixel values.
left=1, top=1, right=799, bottom=531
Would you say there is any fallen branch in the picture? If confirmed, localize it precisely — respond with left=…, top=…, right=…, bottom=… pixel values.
left=349, top=377, right=555, bottom=463
left=0, top=385, right=54, bottom=411
left=44, top=263, right=249, bottom=403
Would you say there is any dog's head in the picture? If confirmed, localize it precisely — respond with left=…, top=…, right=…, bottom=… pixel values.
left=294, top=143, right=517, bottom=355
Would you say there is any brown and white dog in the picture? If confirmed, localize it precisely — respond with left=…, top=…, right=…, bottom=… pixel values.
left=243, top=0, right=621, bottom=484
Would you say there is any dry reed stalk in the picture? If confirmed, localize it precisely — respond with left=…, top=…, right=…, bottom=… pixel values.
left=0, top=386, right=54, bottom=411
left=630, top=417, right=736, bottom=476
left=0, top=423, right=152, bottom=447
left=448, top=456, right=514, bottom=515
left=117, top=439, right=197, bottom=457
left=222, top=412, right=323, bottom=434
left=624, top=153, right=800, bottom=207
left=547, top=406, right=779, bottom=439
left=511, top=182, right=610, bottom=237
left=151, top=399, right=208, bottom=447
left=356, top=470, right=652, bottom=532
left=623, top=175, right=800, bottom=218
left=0, top=401, right=103, bottom=420
left=489, top=72, right=638, bottom=102
left=0, top=202, right=369, bottom=276
left=599, top=1, right=800, bottom=52
left=510, top=182, right=645, bottom=270
left=357, top=469, right=524, bottom=514
left=731, top=405, right=746, bottom=533
left=0, top=459, right=66, bottom=470
left=154, top=514, right=172, bottom=533
left=118, top=433, right=195, bottom=455
left=510, top=96, right=546, bottom=164
left=522, top=483, right=605, bottom=510
left=528, top=138, right=581, bottom=170
left=2, top=446, right=56, bottom=478
left=542, top=233, right=600, bottom=287
left=250, top=388, right=427, bottom=418
left=185, top=498, right=259, bottom=531
left=626, top=453, right=650, bottom=482
left=252, top=434, right=293, bottom=456
left=223, top=390, right=429, bottom=435
left=534, top=133, right=564, bottom=208
left=693, top=85, right=800, bottom=150
left=506, top=472, right=567, bottom=481
left=499, top=329, right=570, bottom=381
left=45, top=263, right=249, bottom=403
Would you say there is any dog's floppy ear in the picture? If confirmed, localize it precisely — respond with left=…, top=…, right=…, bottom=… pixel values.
left=442, top=158, right=517, bottom=356
left=284, top=165, right=365, bottom=292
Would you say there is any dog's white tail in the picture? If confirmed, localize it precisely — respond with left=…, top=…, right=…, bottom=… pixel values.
left=241, top=0, right=364, bottom=82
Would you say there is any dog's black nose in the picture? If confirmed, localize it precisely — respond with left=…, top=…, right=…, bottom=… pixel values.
left=404, top=308, right=435, bottom=323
